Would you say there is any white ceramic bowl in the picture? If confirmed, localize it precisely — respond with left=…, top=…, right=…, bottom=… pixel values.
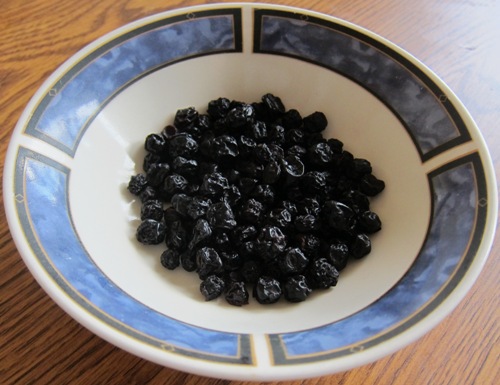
left=3, top=3, right=497, bottom=381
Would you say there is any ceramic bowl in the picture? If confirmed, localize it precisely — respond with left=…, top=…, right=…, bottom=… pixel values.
left=3, top=3, right=497, bottom=381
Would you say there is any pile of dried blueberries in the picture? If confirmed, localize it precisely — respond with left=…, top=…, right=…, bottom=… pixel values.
left=128, top=94, right=384, bottom=305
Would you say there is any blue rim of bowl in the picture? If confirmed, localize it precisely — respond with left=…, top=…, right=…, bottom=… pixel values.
left=6, top=3, right=497, bottom=376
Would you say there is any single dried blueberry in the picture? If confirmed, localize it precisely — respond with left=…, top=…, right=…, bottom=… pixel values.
left=189, top=219, right=212, bottom=249
left=174, top=107, right=199, bottom=129
left=283, top=275, right=312, bottom=302
left=165, top=220, right=188, bottom=250
left=170, top=193, right=192, bottom=217
left=308, top=142, right=333, bottom=166
left=225, top=280, right=249, bottom=306
left=281, top=108, right=303, bottom=130
left=172, top=157, right=198, bottom=178
left=139, top=186, right=157, bottom=203
left=167, top=133, right=199, bottom=158
left=136, top=219, right=166, bottom=245
left=143, top=152, right=162, bottom=173
left=196, top=247, right=223, bottom=279
left=285, top=129, right=305, bottom=146
left=219, top=251, right=243, bottom=271
left=350, top=233, right=371, bottom=259
left=248, top=120, right=267, bottom=141
left=327, top=138, right=344, bottom=153
left=186, top=196, right=212, bottom=220
left=210, top=135, right=239, bottom=159
left=237, top=135, right=257, bottom=157
left=253, top=276, right=282, bottom=304
left=295, top=233, right=321, bottom=258
left=222, top=185, right=242, bottom=207
left=231, top=225, right=258, bottom=246
left=207, top=97, right=231, bottom=119
left=323, top=200, right=356, bottom=232
left=200, top=275, right=225, bottom=301
left=357, top=211, right=382, bottom=233
left=268, top=124, right=285, bottom=145
left=255, top=225, right=287, bottom=261
left=128, top=174, right=148, bottom=195
left=161, top=174, right=188, bottom=198
left=303, top=111, right=328, bottom=133
left=160, top=249, right=180, bottom=270
left=200, top=172, right=229, bottom=197
left=327, top=242, right=349, bottom=271
left=297, top=197, right=322, bottom=216
left=294, top=214, right=319, bottom=232
left=180, top=249, right=197, bottom=272
left=281, top=155, right=305, bottom=178
left=279, top=247, right=309, bottom=275
left=146, top=163, right=170, bottom=187
left=206, top=201, right=237, bottom=230
left=144, top=133, right=167, bottom=154
left=286, top=145, right=307, bottom=158
left=301, top=171, right=327, bottom=194
left=266, top=207, right=292, bottom=228
left=306, top=258, right=339, bottom=289
left=226, top=104, right=254, bottom=129
left=253, top=143, right=273, bottom=164
left=250, top=184, right=275, bottom=205
left=261, top=93, right=286, bottom=117
left=140, top=199, right=164, bottom=221
left=239, top=198, right=265, bottom=225
left=359, top=173, right=386, bottom=196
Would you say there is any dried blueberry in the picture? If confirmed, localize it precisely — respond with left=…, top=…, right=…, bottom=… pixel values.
left=303, top=111, right=328, bottom=133
left=279, top=248, right=309, bottom=275
left=255, top=226, right=287, bottom=261
left=306, top=258, right=339, bottom=289
left=174, top=107, right=198, bottom=129
left=160, top=249, right=180, bottom=270
left=200, top=275, right=225, bottom=301
left=225, top=281, right=249, bottom=306
left=140, top=199, right=164, bottom=221
left=128, top=174, right=148, bottom=195
left=283, top=275, right=312, bottom=302
left=253, top=276, right=282, bottom=304
left=136, top=219, right=166, bottom=245
left=196, top=247, right=223, bottom=279
left=206, top=201, right=237, bottom=230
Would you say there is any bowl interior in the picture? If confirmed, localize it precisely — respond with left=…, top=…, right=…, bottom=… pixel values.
left=70, top=53, right=429, bottom=333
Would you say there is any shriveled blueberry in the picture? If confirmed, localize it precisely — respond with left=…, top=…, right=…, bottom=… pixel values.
left=253, top=276, right=282, bottom=304
left=196, top=247, right=223, bottom=279
left=160, top=249, right=180, bottom=270
left=284, top=275, right=312, bottom=302
left=200, top=275, right=225, bottom=301
left=306, top=258, right=339, bottom=289
left=136, top=219, right=166, bottom=245
left=140, top=199, right=164, bottom=221
left=128, top=173, right=148, bottom=195
left=225, top=281, right=249, bottom=306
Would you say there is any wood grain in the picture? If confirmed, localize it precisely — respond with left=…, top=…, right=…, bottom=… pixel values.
left=1, top=1, right=498, bottom=384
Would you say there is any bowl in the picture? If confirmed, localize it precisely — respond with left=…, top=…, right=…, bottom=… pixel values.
left=3, top=2, right=497, bottom=381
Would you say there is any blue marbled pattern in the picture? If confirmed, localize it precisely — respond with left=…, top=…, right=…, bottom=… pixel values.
left=273, top=157, right=480, bottom=362
left=16, top=148, right=249, bottom=363
left=257, top=14, right=464, bottom=160
left=27, top=13, right=238, bottom=156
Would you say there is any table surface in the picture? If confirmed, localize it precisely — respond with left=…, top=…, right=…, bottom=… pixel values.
left=1, top=0, right=499, bottom=384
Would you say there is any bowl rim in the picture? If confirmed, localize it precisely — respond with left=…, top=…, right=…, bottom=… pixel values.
left=3, top=2, right=498, bottom=381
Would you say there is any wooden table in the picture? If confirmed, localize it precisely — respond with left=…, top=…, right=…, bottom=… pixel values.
left=1, top=1, right=498, bottom=384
